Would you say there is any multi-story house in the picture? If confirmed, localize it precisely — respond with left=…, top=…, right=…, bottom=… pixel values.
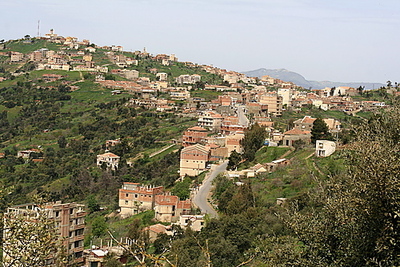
left=156, top=72, right=168, bottom=81
left=118, top=182, right=164, bottom=218
left=96, top=152, right=120, bottom=170
left=180, top=144, right=211, bottom=177
left=277, top=88, right=293, bottom=106
left=182, top=126, right=208, bottom=147
left=154, top=194, right=192, bottom=222
left=3, top=202, right=86, bottom=266
left=10, top=51, right=24, bottom=62
left=293, top=116, right=341, bottom=132
left=259, top=92, right=283, bottom=116
left=175, top=74, right=201, bottom=84
left=198, top=111, right=224, bottom=132
left=175, top=215, right=205, bottom=231
left=225, top=131, right=245, bottom=154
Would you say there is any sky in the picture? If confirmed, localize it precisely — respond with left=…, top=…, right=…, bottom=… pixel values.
left=1, top=0, right=399, bottom=83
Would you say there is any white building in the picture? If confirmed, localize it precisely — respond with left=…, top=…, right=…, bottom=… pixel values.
left=96, top=152, right=120, bottom=170
left=315, top=140, right=336, bottom=157
left=277, top=88, right=293, bottom=106
left=175, top=215, right=205, bottom=231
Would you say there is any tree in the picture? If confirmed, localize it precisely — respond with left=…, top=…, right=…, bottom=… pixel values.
left=171, top=177, right=192, bottom=200
left=57, top=135, right=67, bottom=149
left=103, top=254, right=124, bottom=267
left=330, top=87, right=336, bottom=96
left=357, top=86, right=364, bottom=95
left=2, top=202, right=67, bottom=266
left=227, top=150, right=241, bottom=170
left=91, top=216, right=108, bottom=237
left=280, top=104, right=400, bottom=266
left=241, top=123, right=266, bottom=161
left=86, top=194, right=100, bottom=213
left=310, top=118, right=332, bottom=144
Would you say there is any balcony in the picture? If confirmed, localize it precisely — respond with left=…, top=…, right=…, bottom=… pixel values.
left=69, top=224, right=85, bottom=231
left=69, top=234, right=84, bottom=242
left=73, top=246, right=84, bottom=253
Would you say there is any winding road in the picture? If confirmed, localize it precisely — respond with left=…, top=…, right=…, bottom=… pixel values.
left=193, top=161, right=228, bottom=218
left=237, top=106, right=249, bottom=127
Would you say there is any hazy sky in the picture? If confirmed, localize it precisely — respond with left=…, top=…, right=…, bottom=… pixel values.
left=1, top=0, right=399, bottom=83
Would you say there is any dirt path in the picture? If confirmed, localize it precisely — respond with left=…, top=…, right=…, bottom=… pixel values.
left=149, top=144, right=175, bottom=158
left=279, top=147, right=295, bottom=159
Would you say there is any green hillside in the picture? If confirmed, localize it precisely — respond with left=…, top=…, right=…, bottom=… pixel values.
left=1, top=37, right=397, bottom=267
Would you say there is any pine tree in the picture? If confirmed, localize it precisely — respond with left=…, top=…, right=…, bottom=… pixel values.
left=241, top=123, right=266, bottom=161
left=311, top=118, right=333, bottom=144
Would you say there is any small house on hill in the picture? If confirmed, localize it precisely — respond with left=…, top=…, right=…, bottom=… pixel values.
left=315, top=140, right=336, bottom=157
left=282, top=128, right=311, bottom=146
left=96, top=152, right=120, bottom=170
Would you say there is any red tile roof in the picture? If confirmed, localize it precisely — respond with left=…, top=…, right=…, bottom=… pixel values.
left=283, top=128, right=310, bottom=135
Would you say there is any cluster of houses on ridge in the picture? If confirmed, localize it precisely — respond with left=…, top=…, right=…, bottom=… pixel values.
left=1, top=30, right=390, bottom=117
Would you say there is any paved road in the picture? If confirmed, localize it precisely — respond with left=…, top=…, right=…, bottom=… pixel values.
left=193, top=161, right=228, bottom=218
left=237, top=106, right=249, bottom=127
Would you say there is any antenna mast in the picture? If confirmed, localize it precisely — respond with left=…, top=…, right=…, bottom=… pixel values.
left=37, top=20, right=40, bottom=37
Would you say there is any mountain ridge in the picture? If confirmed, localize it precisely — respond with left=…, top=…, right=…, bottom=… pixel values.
left=242, top=68, right=384, bottom=90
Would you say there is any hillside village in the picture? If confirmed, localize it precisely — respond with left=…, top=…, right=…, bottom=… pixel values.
left=0, top=31, right=398, bottom=266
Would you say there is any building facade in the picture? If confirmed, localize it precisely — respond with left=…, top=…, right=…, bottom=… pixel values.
left=182, top=126, right=208, bottom=147
left=315, top=140, right=336, bottom=157
left=154, top=194, right=192, bottom=222
left=3, top=202, right=86, bottom=266
left=118, top=182, right=164, bottom=217
left=179, top=144, right=211, bottom=177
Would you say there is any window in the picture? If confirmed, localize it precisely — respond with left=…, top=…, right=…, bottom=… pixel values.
left=125, top=200, right=128, bottom=205
left=76, top=229, right=84, bottom=236
left=125, top=193, right=129, bottom=197
left=74, top=251, right=83, bottom=259
left=70, top=208, right=74, bottom=215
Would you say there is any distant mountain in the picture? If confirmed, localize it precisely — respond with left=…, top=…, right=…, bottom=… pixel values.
left=242, top=68, right=384, bottom=90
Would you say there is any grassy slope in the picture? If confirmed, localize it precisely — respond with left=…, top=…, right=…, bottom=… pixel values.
left=1, top=39, right=62, bottom=53
left=249, top=143, right=349, bottom=209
